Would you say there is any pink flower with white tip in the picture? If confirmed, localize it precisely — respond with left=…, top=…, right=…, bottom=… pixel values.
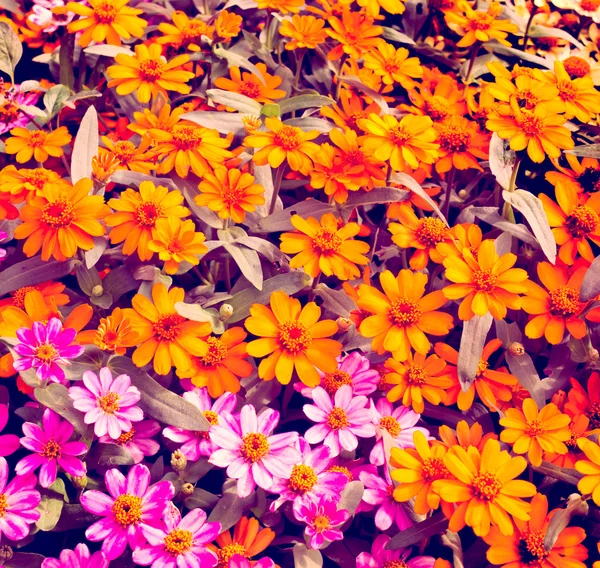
left=209, top=404, right=300, bottom=498
left=69, top=367, right=143, bottom=439
left=98, top=420, right=160, bottom=464
left=293, top=496, right=349, bottom=550
left=303, top=385, right=376, bottom=457
left=41, top=543, right=108, bottom=568
left=356, top=535, right=436, bottom=568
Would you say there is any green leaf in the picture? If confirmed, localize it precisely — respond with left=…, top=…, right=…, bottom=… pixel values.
left=261, top=103, right=281, bottom=117
left=0, top=256, right=79, bottom=297
left=293, top=544, right=323, bottom=568
left=344, top=186, right=410, bottom=207
left=381, top=26, right=416, bottom=45
left=278, top=95, right=334, bottom=114
left=184, top=488, right=220, bottom=510
left=0, top=22, right=22, bottom=82
left=43, top=84, right=71, bottom=119
left=283, top=117, right=334, bottom=132
left=71, top=105, right=99, bottom=183
left=36, top=494, right=64, bottom=531
left=528, top=24, right=584, bottom=49
left=533, top=461, right=582, bottom=485
left=314, top=284, right=356, bottom=317
left=213, top=45, right=267, bottom=85
left=254, top=198, right=335, bottom=233
left=174, top=302, right=224, bottom=335
left=83, top=45, right=134, bottom=57
left=489, top=133, right=516, bottom=191
left=101, top=265, right=139, bottom=303
left=0, top=0, right=19, bottom=13
left=338, top=481, right=363, bottom=515
left=6, top=553, right=45, bottom=568
left=386, top=513, right=449, bottom=549
left=53, top=504, right=99, bottom=532
left=206, top=89, right=262, bottom=115
left=566, top=144, right=600, bottom=158
left=33, top=383, right=92, bottom=437
left=87, top=443, right=135, bottom=467
left=223, top=242, right=263, bottom=290
left=581, top=255, right=600, bottom=301
left=59, top=33, right=75, bottom=90
left=391, top=171, right=448, bottom=225
left=544, top=493, right=588, bottom=551
left=457, top=314, right=493, bottom=392
left=207, top=479, right=255, bottom=532
left=181, top=111, right=246, bottom=136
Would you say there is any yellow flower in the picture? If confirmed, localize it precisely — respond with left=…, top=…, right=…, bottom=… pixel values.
left=5, top=127, right=72, bottom=164
left=214, top=10, right=242, bottom=41
left=0, top=166, right=65, bottom=198
left=363, top=43, right=423, bottom=88
left=214, top=63, right=286, bottom=106
left=434, top=116, right=490, bottom=173
left=107, top=43, right=194, bottom=103
left=157, top=11, right=214, bottom=51
left=65, top=0, right=147, bottom=47
left=486, top=72, right=563, bottom=114
left=357, top=0, right=405, bottom=16
left=280, top=213, right=370, bottom=280
left=255, top=0, right=304, bottom=13
left=148, top=217, right=207, bottom=275
left=575, top=439, right=600, bottom=504
left=309, top=143, right=362, bottom=204
left=326, top=11, right=383, bottom=61
left=128, top=104, right=184, bottom=137
left=99, top=136, right=155, bottom=175
left=280, top=15, right=328, bottom=49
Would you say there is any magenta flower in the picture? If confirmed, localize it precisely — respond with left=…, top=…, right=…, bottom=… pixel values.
left=0, top=86, right=41, bottom=135
left=68, top=367, right=143, bottom=439
left=13, top=318, right=84, bottom=384
left=209, top=404, right=300, bottom=498
left=296, top=352, right=380, bottom=399
left=293, top=496, right=349, bottom=550
left=0, top=230, right=7, bottom=262
left=80, top=464, right=175, bottom=560
left=370, top=399, right=430, bottom=466
left=229, top=557, right=275, bottom=568
left=0, top=403, right=20, bottom=456
left=270, top=439, right=348, bottom=511
left=163, top=388, right=237, bottom=461
left=0, top=456, right=40, bottom=541
left=98, top=420, right=160, bottom=464
left=133, top=502, right=220, bottom=568
left=16, top=408, right=87, bottom=488
left=360, top=468, right=412, bottom=531
left=41, top=543, right=108, bottom=568
left=356, top=536, right=436, bottom=568
left=303, top=385, right=376, bottom=457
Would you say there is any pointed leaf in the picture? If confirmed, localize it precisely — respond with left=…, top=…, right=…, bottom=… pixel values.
left=457, top=314, right=493, bottom=391
left=0, top=22, right=22, bottom=82
left=71, top=105, right=99, bottom=183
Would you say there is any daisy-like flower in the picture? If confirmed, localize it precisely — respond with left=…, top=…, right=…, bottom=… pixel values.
left=565, top=374, right=600, bottom=428
left=133, top=503, right=220, bottom=568
left=500, top=398, right=571, bottom=467
left=123, top=283, right=210, bottom=375
left=0, top=280, right=69, bottom=311
left=211, top=516, right=275, bottom=566
left=360, top=468, right=412, bottom=531
left=41, top=544, right=108, bottom=568
left=16, top=408, right=87, bottom=488
left=280, top=213, right=370, bottom=280
left=245, top=291, right=342, bottom=386
left=65, top=0, right=146, bottom=46
left=0, top=404, right=20, bottom=457
left=438, top=420, right=497, bottom=453
left=209, top=404, right=300, bottom=498
left=321, top=90, right=381, bottom=133
left=434, top=438, right=536, bottom=536
left=0, top=165, right=64, bottom=200
left=442, top=239, right=529, bottom=320
left=434, top=116, right=490, bottom=173
left=98, top=137, right=155, bottom=175
left=0, top=85, right=41, bottom=135
left=326, top=11, right=383, bottom=60
left=280, top=15, right=327, bottom=50
left=68, top=367, right=143, bottom=440
left=15, top=178, right=110, bottom=262
left=98, top=420, right=160, bottom=464
left=357, top=536, right=436, bottom=568
left=163, top=389, right=237, bottom=461
left=244, top=118, right=320, bottom=175
left=309, top=143, right=362, bottom=204
left=214, top=64, right=286, bottom=105
left=80, top=464, right=175, bottom=560
left=357, top=269, right=453, bottom=361
left=13, top=318, right=84, bottom=383
left=80, top=307, right=139, bottom=356
left=156, top=11, right=214, bottom=51
left=196, top=168, right=265, bottom=224
left=107, top=43, right=194, bottom=103
left=363, top=43, right=423, bottom=88
left=575, top=438, right=600, bottom=505
left=357, top=114, right=439, bottom=173
left=293, top=496, right=349, bottom=550
left=546, top=154, right=600, bottom=195
left=303, top=385, right=376, bottom=457
left=214, top=10, right=242, bottom=41
left=5, top=126, right=72, bottom=164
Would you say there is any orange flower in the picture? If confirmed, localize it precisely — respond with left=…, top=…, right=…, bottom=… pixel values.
left=326, top=11, right=383, bottom=61
left=320, top=90, right=381, bottom=132
left=575, top=439, right=600, bottom=505
left=309, top=143, right=362, bottom=203
left=546, top=154, right=600, bottom=195
left=157, top=11, right=214, bottom=51
left=565, top=374, right=600, bottom=428
left=0, top=166, right=64, bottom=199
left=437, top=420, right=497, bottom=453
left=548, top=414, right=595, bottom=469
left=214, top=63, right=286, bottom=105
left=363, top=43, right=423, bottom=88
left=77, top=307, right=139, bottom=356
left=434, top=116, right=489, bottom=173
left=99, top=136, right=155, bottom=175
left=214, top=10, right=242, bottom=41
left=279, top=15, right=328, bottom=50
left=5, top=127, right=72, bottom=164
left=210, top=517, right=275, bottom=567
left=402, top=76, right=467, bottom=122
left=0, top=281, right=69, bottom=310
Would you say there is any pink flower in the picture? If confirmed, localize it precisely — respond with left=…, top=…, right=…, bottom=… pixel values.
left=68, top=367, right=143, bottom=439
left=13, top=318, right=84, bottom=384
left=229, top=557, right=275, bottom=568
left=293, top=496, right=349, bottom=550
left=0, top=456, right=40, bottom=541
left=98, top=420, right=161, bottom=464
left=41, top=543, right=108, bottom=568
left=296, top=352, right=380, bottom=399
left=80, top=464, right=175, bottom=560
left=0, top=86, right=41, bottom=135
left=133, top=502, right=221, bottom=568
left=163, top=388, right=237, bottom=461
left=209, top=405, right=300, bottom=498
left=369, top=399, right=430, bottom=466
left=303, top=385, right=376, bottom=457
left=270, top=439, right=348, bottom=511
left=16, top=408, right=87, bottom=488
left=0, top=231, right=7, bottom=262
left=0, top=403, right=20, bottom=456
left=356, top=535, right=436, bottom=568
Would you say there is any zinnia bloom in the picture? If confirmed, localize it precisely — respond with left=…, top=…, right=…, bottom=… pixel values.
left=0, top=404, right=20, bottom=457
left=81, top=307, right=139, bottom=356
left=360, top=469, right=413, bottom=531
left=293, top=496, right=349, bottom=550
left=434, top=116, right=489, bottom=173
left=156, top=10, right=214, bottom=51
left=98, top=420, right=160, bottom=464
left=5, top=126, right=72, bottom=163
left=280, top=15, right=328, bottom=49
left=363, top=43, right=423, bottom=88
left=326, top=11, right=383, bottom=60
left=565, top=374, right=600, bottom=428
left=214, top=64, right=286, bottom=105
left=41, top=544, right=108, bottom=568
left=210, top=516, right=275, bottom=566
left=357, top=536, right=436, bottom=568
left=438, top=420, right=497, bottom=453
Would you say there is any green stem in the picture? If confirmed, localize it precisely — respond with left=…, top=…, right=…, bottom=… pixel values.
left=442, top=166, right=456, bottom=221
left=269, top=166, right=285, bottom=215
left=522, top=6, right=538, bottom=49
left=465, top=42, right=481, bottom=84
left=293, top=49, right=306, bottom=92
left=334, top=54, right=348, bottom=101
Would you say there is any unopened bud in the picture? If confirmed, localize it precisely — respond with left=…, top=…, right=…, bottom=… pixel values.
left=181, top=482, right=194, bottom=496
left=457, top=189, right=468, bottom=200
left=589, top=348, right=599, bottom=362
left=0, top=545, right=13, bottom=564
left=91, top=284, right=104, bottom=297
left=508, top=342, right=525, bottom=356
left=219, top=303, right=233, bottom=321
left=171, top=449, right=187, bottom=472
left=71, top=474, right=88, bottom=490
left=551, top=389, right=566, bottom=410
left=336, top=317, right=352, bottom=332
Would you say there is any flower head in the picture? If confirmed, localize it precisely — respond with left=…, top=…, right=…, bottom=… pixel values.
left=357, top=535, right=436, bottom=568
left=41, top=543, right=108, bottom=568
left=293, top=496, right=349, bottom=549
left=280, top=15, right=327, bottom=49
left=446, top=1, right=518, bottom=47
left=214, top=64, right=286, bottom=105
left=211, top=516, right=275, bottom=567
left=363, top=43, right=423, bottom=88
left=83, top=307, right=139, bottom=356
left=326, top=11, right=383, bottom=60
left=98, top=420, right=160, bottom=464
left=157, top=11, right=214, bottom=51
left=5, top=126, right=72, bottom=163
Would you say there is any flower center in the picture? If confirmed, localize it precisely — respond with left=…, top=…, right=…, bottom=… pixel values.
left=11, top=286, right=37, bottom=309
left=200, top=337, right=228, bottom=366
left=172, top=125, right=204, bottom=150
left=468, top=12, right=494, bottom=30
left=414, top=217, right=448, bottom=248
left=320, top=369, right=353, bottom=395
left=164, top=528, right=193, bottom=556
left=518, top=530, right=548, bottom=563
left=557, top=80, right=578, bottom=102
left=563, top=56, right=591, bottom=79
left=421, top=457, right=449, bottom=482
left=525, top=418, right=546, bottom=437
left=278, top=321, right=312, bottom=354
left=98, top=392, right=120, bottom=414
left=94, top=0, right=118, bottom=23
left=153, top=313, right=185, bottom=341
left=0, top=494, right=7, bottom=517
left=379, top=415, right=401, bottom=437
left=326, top=407, right=349, bottom=430
left=406, top=364, right=427, bottom=386
left=181, top=20, right=210, bottom=42
left=203, top=410, right=218, bottom=425
left=475, top=359, right=489, bottom=378
left=42, top=439, right=61, bottom=459
left=471, top=469, right=502, bottom=501
left=42, top=200, right=75, bottom=229
left=289, top=464, right=318, bottom=492
left=218, top=544, right=247, bottom=566
left=313, top=515, right=331, bottom=533
left=111, top=141, right=138, bottom=164
left=274, top=125, right=303, bottom=151
left=112, top=494, right=143, bottom=527
left=389, top=298, right=422, bottom=327
left=472, top=270, right=497, bottom=292
left=424, top=96, right=450, bottom=121
left=117, top=426, right=135, bottom=445
left=34, top=342, right=58, bottom=363
left=22, top=169, right=54, bottom=191
left=515, top=89, right=540, bottom=109
left=517, top=112, right=544, bottom=136
left=565, top=204, right=599, bottom=238
left=222, top=182, right=247, bottom=206
left=580, top=0, right=600, bottom=10
left=549, top=285, right=580, bottom=317
left=28, top=130, right=48, bottom=148
left=139, top=59, right=165, bottom=81
left=577, top=166, right=600, bottom=192
left=344, top=149, right=365, bottom=165
left=438, top=124, right=472, bottom=152
left=241, top=432, right=270, bottom=463
left=135, top=200, right=165, bottom=228
left=587, top=401, right=600, bottom=429
left=312, top=227, right=343, bottom=255
left=0, top=101, right=18, bottom=123
left=327, top=465, right=353, bottom=480
left=388, top=125, right=412, bottom=146
left=383, top=562, right=409, bottom=568
left=238, top=81, right=261, bottom=99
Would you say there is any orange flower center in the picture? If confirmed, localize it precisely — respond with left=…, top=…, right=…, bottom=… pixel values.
left=472, top=270, right=497, bottom=292
left=241, top=432, right=269, bottom=462
left=222, top=181, right=248, bottom=206
left=320, top=369, right=353, bottom=395
left=423, top=96, right=450, bottom=121
left=565, top=204, right=599, bottom=238
left=516, top=112, right=544, bottom=136
left=117, top=426, right=136, bottom=445
left=471, top=469, right=502, bottom=501
left=557, top=80, right=577, bottom=102
left=11, top=286, right=38, bottom=309
left=34, top=342, right=59, bottom=363
left=565, top=426, right=582, bottom=447
left=380, top=415, right=401, bottom=437
left=327, top=407, right=349, bottom=430
left=0, top=101, right=19, bottom=124
left=238, top=81, right=262, bottom=99
left=42, top=200, right=75, bottom=229
left=344, top=149, right=365, bottom=166
left=203, top=410, right=219, bottom=425
left=389, top=298, right=422, bottom=327
left=278, top=321, right=312, bottom=354
left=111, top=141, right=138, bottom=164
left=42, top=439, right=62, bottom=459
left=313, top=515, right=331, bottom=532
left=153, top=313, right=185, bottom=341
left=577, top=166, right=600, bottom=192
left=388, top=125, right=412, bottom=147
left=421, top=456, right=449, bottom=482
left=515, top=89, right=540, bottom=110
left=525, top=418, right=546, bottom=437
left=135, top=200, right=165, bottom=228
left=406, top=364, right=427, bottom=386
left=563, top=56, right=591, bottom=79
left=167, top=238, right=185, bottom=254
left=94, top=0, right=118, bottom=23
left=549, top=285, right=580, bottom=317
left=98, top=392, right=120, bottom=414
left=289, top=464, right=318, bottom=492
left=475, top=359, right=489, bottom=378
left=313, top=227, right=342, bottom=255
left=181, top=20, right=210, bottom=42
left=164, top=528, right=193, bottom=556
left=438, top=123, right=471, bottom=153
left=200, top=337, right=228, bottom=367
left=274, top=125, right=303, bottom=151
left=0, top=494, right=7, bottom=517
left=580, top=0, right=600, bottom=10
left=28, top=130, right=48, bottom=148
left=518, top=530, right=548, bottom=563
left=112, top=494, right=143, bottom=527
left=172, top=125, right=204, bottom=150
left=218, top=544, right=247, bottom=566
left=22, top=169, right=54, bottom=191
left=467, top=12, right=494, bottom=30
left=327, top=465, right=353, bottom=480
left=383, top=561, right=409, bottom=568
left=414, top=217, right=448, bottom=248
left=138, top=59, right=165, bottom=82
left=587, top=402, right=600, bottom=429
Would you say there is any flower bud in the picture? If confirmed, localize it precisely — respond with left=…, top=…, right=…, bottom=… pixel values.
left=589, top=348, right=599, bottom=362
left=508, top=342, right=525, bottom=356
left=0, top=545, right=12, bottom=564
left=92, top=284, right=104, bottom=297
left=181, top=482, right=194, bottom=497
left=551, top=389, right=566, bottom=410
left=71, top=474, right=88, bottom=490
left=219, top=303, right=233, bottom=321
left=335, top=317, right=352, bottom=332
left=457, top=189, right=468, bottom=200
left=171, top=449, right=187, bottom=472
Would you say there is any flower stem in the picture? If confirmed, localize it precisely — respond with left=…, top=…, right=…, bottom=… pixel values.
left=442, top=166, right=456, bottom=221
left=522, top=6, right=538, bottom=49
left=465, top=42, right=481, bottom=84
left=269, top=166, right=285, bottom=215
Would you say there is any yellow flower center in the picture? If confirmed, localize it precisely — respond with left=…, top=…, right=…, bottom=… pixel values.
left=557, top=80, right=577, bottom=102
left=238, top=81, right=262, bottom=99
left=468, top=11, right=494, bottom=30
left=580, top=0, right=600, bottom=10
left=42, top=439, right=62, bottom=459
left=438, top=123, right=472, bottom=153
left=138, top=59, right=165, bottom=82
left=549, top=285, right=580, bottom=317
left=181, top=20, right=210, bottom=42
left=111, top=141, right=138, bottom=165
left=563, top=56, right=591, bottom=79
left=423, top=96, right=450, bottom=121
left=164, top=528, right=193, bottom=556
left=22, top=169, right=54, bottom=191
left=94, top=0, right=118, bottom=23
left=153, top=313, right=185, bottom=341
left=577, top=166, right=600, bottom=192
left=379, top=415, right=401, bottom=437
left=117, top=426, right=136, bottom=445
left=28, top=130, right=48, bottom=148
left=203, top=410, right=218, bottom=425
left=414, top=217, right=448, bottom=248
left=565, top=204, right=599, bottom=238
left=112, top=494, right=143, bottom=527
left=406, top=364, right=427, bottom=386
left=326, top=407, right=349, bottom=430
left=42, top=200, right=75, bottom=229
left=312, top=227, right=342, bottom=255
left=389, top=298, right=422, bottom=327
left=200, top=337, right=228, bottom=367
left=320, top=369, right=353, bottom=395
left=344, top=149, right=365, bottom=165
left=475, top=359, right=489, bottom=378
left=12, top=286, right=38, bottom=309
left=516, top=112, right=544, bottom=136
left=172, top=124, right=204, bottom=150
left=471, top=469, right=502, bottom=501
left=313, top=515, right=331, bottom=532
left=135, top=200, right=165, bottom=228
left=383, top=562, right=409, bottom=568
left=327, top=465, right=353, bottom=480
left=289, top=464, right=318, bottom=492
left=274, top=125, right=303, bottom=151
left=0, top=101, right=19, bottom=124
left=515, top=89, right=540, bottom=110
left=241, top=432, right=270, bottom=462
left=388, top=125, right=412, bottom=147
left=525, top=419, right=546, bottom=437
left=0, top=494, right=7, bottom=517
left=98, top=392, right=120, bottom=415
left=421, top=456, right=449, bottom=482
left=218, top=544, right=247, bottom=566
left=518, top=530, right=548, bottom=563
left=278, top=321, right=312, bottom=354
left=34, top=342, right=58, bottom=363
left=472, top=270, right=497, bottom=292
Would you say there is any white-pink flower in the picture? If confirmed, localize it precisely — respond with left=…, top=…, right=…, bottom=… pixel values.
left=303, top=385, right=376, bottom=457
left=209, top=405, right=300, bottom=498
left=68, top=367, right=143, bottom=439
